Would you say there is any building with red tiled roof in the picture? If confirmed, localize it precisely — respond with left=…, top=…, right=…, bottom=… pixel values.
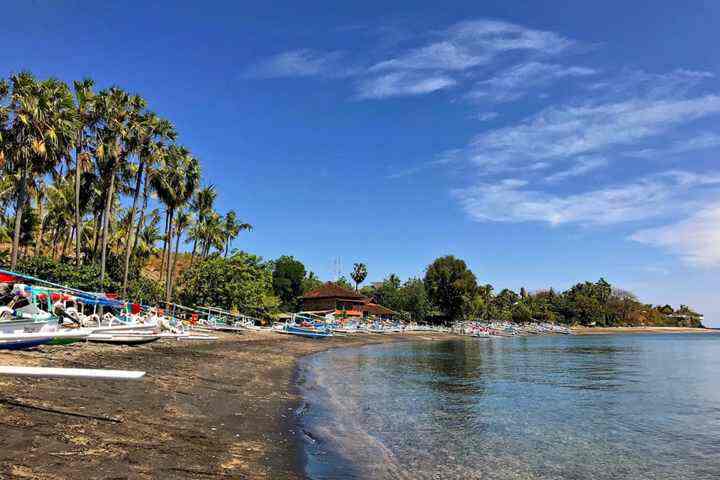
left=299, top=282, right=398, bottom=319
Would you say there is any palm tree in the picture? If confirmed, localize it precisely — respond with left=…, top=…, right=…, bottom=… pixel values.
left=6, top=73, right=76, bottom=269
left=169, top=208, right=192, bottom=294
left=151, top=145, right=200, bottom=301
left=188, top=184, right=216, bottom=263
left=351, top=263, right=368, bottom=291
left=93, top=87, right=145, bottom=288
left=121, top=112, right=175, bottom=295
left=0, top=79, right=10, bottom=175
left=222, top=210, right=252, bottom=258
left=72, top=79, right=95, bottom=267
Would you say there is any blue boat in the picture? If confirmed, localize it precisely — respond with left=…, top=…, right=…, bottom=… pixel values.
left=0, top=337, right=52, bottom=350
left=281, top=324, right=333, bottom=339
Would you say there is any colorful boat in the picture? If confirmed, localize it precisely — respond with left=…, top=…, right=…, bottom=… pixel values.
left=279, top=324, right=333, bottom=339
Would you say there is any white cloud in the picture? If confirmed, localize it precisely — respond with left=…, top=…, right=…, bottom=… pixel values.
left=544, top=156, right=608, bottom=183
left=356, top=71, right=457, bottom=99
left=244, top=49, right=348, bottom=78
left=466, top=95, right=720, bottom=172
left=585, top=69, right=714, bottom=101
left=476, top=112, right=499, bottom=121
left=631, top=205, right=720, bottom=267
left=371, top=20, right=574, bottom=72
left=468, top=62, right=597, bottom=102
left=453, top=171, right=720, bottom=226
left=625, top=132, right=720, bottom=159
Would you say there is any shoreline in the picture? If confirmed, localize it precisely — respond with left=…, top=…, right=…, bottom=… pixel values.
left=571, top=326, right=718, bottom=335
left=0, top=330, right=459, bottom=479
left=0, top=327, right=714, bottom=478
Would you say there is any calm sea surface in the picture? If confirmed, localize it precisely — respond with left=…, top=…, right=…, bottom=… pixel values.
left=297, top=334, right=720, bottom=479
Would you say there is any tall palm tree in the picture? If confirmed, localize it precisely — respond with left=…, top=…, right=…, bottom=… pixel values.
left=189, top=184, right=216, bottom=263
left=121, top=112, right=175, bottom=295
left=222, top=210, right=252, bottom=258
left=0, top=79, right=9, bottom=173
left=151, top=145, right=199, bottom=301
left=169, top=209, right=192, bottom=295
left=7, top=73, right=76, bottom=269
left=94, top=87, right=145, bottom=288
left=72, top=79, right=95, bottom=267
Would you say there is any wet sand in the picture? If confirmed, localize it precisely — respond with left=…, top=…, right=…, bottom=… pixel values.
left=572, top=326, right=718, bottom=335
left=0, top=330, right=457, bottom=479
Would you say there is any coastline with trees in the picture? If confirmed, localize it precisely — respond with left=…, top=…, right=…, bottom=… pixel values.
left=0, top=72, right=705, bottom=329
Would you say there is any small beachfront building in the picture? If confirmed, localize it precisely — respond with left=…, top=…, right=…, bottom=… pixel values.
left=299, top=283, right=398, bottom=319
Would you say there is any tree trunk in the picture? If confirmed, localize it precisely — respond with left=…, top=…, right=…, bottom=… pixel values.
left=164, top=208, right=175, bottom=302
left=169, top=224, right=183, bottom=303
left=122, top=160, right=145, bottom=295
left=99, top=169, right=116, bottom=290
left=10, top=165, right=29, bottom=270
left=74, top=145, right=83, bottom=267
left=35, top=189, right=44, bottom=255
left=224, top=235, right=230, bottom=258
left=190, top=238, right=197, bottom=265
left=159, top=209, right=170, bottom=284
left=132, top=171, right=150, bottom=261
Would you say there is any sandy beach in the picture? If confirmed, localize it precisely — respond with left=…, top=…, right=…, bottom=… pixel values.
left=0, top=331, right=457, bottom=479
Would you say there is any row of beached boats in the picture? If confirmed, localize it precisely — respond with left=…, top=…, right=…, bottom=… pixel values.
left=271, top=314, right=452, bottom=338
left=0, top=280, right=222, bottom=350
left=457, top=321, right=573, bottom=338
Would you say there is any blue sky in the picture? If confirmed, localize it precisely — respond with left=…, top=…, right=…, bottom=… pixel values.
left=3, top=1, right=720, bottom=325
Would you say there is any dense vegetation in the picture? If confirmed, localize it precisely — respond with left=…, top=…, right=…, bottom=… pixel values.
left=0, top=72, right=704, bottom=327
left=0, top=72, right=251, bottom=303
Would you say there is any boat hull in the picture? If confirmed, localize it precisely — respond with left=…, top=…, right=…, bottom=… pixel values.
left=0, top=338, right=52, bottom=350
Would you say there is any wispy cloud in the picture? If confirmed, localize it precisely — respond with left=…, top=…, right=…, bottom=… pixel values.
left=356, top=71, right=457, bottom=99
left=387, top=149, right=463, bottom=179
left=631, top=204, right=720, bottom=267
left=544, top=156, right=608, bottom=183
left=244, top=49, right=349, bottom=78
left=468, top=62, right=597, bottom=103
left=370, top=20, right=574, bottom=73
left=625, top=132, right=720, bottom=159
left=465, top=95, right=720, bottom=172
left=476, top=112, right=499, bottom=121
left=453, top=171, right=720, bottom=226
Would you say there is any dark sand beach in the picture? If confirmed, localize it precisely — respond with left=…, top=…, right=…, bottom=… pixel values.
left=0, top=331, right=456, bottom=479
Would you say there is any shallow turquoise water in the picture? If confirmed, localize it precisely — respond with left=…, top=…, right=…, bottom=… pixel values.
left=298, top=334, right=720, bottom=479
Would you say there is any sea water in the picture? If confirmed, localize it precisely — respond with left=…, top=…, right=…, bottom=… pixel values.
left=297, top=334, right=720, bottom=479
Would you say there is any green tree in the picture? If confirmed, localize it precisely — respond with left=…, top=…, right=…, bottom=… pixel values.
left=222, top=210, right=252, bottom=258
left=335, top=275, right=353, bottom=291
left=272, top=255, right=307, bottom=310
left=177, top=252, right=277, bottom=315
left=399, top=277, right=431, bottom=321
left=151, top=145, right=200, bottom=301
left=301, top=271, right=323, bottom=294
left=350, top=262, right=368, bottom=291
left=7, top=73, right=76, bottom=269
left=423, top=255, right=478, bottom=321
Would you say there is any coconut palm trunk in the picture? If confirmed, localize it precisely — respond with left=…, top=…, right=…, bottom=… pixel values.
left=159, top=209, right=170, bottom=283
left=99, top=167, right=116, bottom=289
left=74, top=145, right=83, bottom=266
left=121, top=159, right=145, bottom=294
left=10, top=165, right=29, bottom=270
left=164, top=207, right=175, bottom=301
left=132, top=171, right=150, bottom=261
left=169, top=221, right=183, bottom=301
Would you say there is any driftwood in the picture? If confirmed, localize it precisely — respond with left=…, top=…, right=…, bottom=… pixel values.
left=0, top=397, right=122, bottom=423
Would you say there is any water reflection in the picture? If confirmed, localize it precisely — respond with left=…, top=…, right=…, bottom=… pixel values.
left=300, top=334, right=720, bottom=480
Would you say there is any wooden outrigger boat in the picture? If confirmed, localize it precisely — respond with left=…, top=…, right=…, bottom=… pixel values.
left=87, top=333, right=161, bottom=346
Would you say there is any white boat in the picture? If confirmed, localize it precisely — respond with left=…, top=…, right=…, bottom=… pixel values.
left=87, top=333, right=161, bottom=346
left=0, top=366, right=145, bottom=380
